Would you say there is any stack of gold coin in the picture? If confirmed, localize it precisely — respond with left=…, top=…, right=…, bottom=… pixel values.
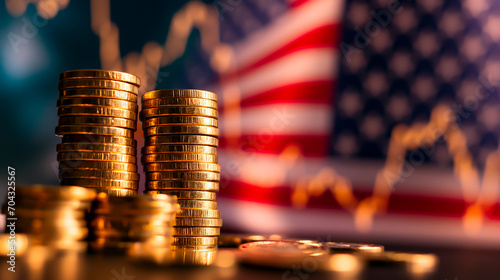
left=56, top=70, right=141, bottom=195
left=1, top=185, right=96, bottom=251
left=88, top=193, right=179, bottom=253
left=140, top=89, right=222, bottom=250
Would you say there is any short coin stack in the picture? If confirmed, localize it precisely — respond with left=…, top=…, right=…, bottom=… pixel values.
left=89, top=193, right=179, bottom=253
left=56, top=70, right=141, bottom=195
left=140, top=89, right=222, bottom=249
left=1, top=185, right=96, bottom=251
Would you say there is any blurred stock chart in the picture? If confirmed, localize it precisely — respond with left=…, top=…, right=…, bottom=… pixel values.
left=1, top=0, right=500, bottom=248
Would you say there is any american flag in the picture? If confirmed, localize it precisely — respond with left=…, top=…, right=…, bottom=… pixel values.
left=181, top=0, right=500, bottom=247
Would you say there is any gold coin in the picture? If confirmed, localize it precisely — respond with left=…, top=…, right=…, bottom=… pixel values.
left=144, top=162, right=220, bottom=172
left=175, top=218, right=222, bottom=227
left=60, top=89, right=137, bottom=102
left=144, top=190, right=216, bottom=200
left=57, top=152, right=136, bottom=163
left=143, top=89, right=217, bottom=101
left=142, top=98, right=217, bottom=109
left=177, top=209, right=220, bottom=218
left=91, top=188, right=137, bottom=197
left=59, top=79, right=139, bottom=94
left=146, top=171, right=220, bottom=181
left=58, top=169, right=140, bottom=181
left=145, top=135, right=218, bottom=146
left=58, top=116, right=136, bottom=130
left=142, top=145, right=216, bottom=155
left=57, top=143, right=136, bottom=155
left=142, top=153, right=217, bottom=163
left=55, top=125, right=134, bottom=138
left=60, top=178, right=138, bottom=189
left=62, top=135, right=136, bottom=146
left=144, top=125, right=219, bottom=137
left=14, top=185, right=96, bottom=201
left=172, top=236, right=218, bottom=246
left=57, top=97, right=137, bottom=111
left=58, top=106, right=137, bottom=120
left=140, top=107, right=218, bottom=119
left=60, top=69, right=141, bottom=86
left=146, top=181, right=219, bottom=191
left=173, top=227, right=220, bottom=236
left=58, top=160, right=137, bottom=172
left=321, top=242, right=384, bottom=254
left=177, top=200, right=218, bottom=209
left=170, top=245, right=217, bottom=250
left=142, top=116, right=218, bottom=128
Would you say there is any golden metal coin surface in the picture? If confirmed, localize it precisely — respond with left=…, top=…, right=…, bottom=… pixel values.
left=177, top=200, right=218, bottom=209
left=142, top=98, right=217, bottom=109
left=58, top=116, right=136, bottom=130
left=57, top=97, right=137, bottom=111
left=140, top=107, right=218, bottom=119
left=144, top=190, right=216, bottom=200
left=90, top=188, right=137, bottom=197
left=58, top=169, right=140, bottom=181
left=146, top=171, right=220, bottom=181
left=321, top=242, right=384, bottom=254
left=173, top=227, right=220, bottom=236
left=143, top=89, right=217, bottom=101
left=144, top=162, right=220, bottom=172
left=146, top=181, right=219, bottom=191
left=142, top=116, right=218, bottom=127
left=172, top=236, right=218, bottom=246
left=57, top=143, right=136, bottom=155
left=58, top=106, right=137, bottom=120
left=60, top=89, right=137, bottom=102
left=175, top=218, right=222, bottom=227
left=55, top=125, right=134, bottom=137
left=14, top=184, right=96, bottom=200
left=144, top=125, right=219, bottom=137
left=57, top=152, right=136, bottom=163
left=142, top=145, right=216, bottom=155
left=145, top=135, right=218, bottom=146
left=58, top=160, right=137, bottom=172
left=60, top=70, right=141, bottom=86
left=60, top=178, right=138, bottom=189
left=62, top=135, right=136, bottom=146
left=142, top=153, right=217, bottom=163
left=177, top=209, right=220, bottom=218
left=59, top=79, right=139, bottom=94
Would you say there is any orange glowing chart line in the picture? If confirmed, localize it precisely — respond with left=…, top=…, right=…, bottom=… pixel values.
left=6, top=0, right=500, bottom=234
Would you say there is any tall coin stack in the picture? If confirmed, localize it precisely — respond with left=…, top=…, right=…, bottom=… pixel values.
left=140, top=89, right=222, bottom=250
left=1, top=185, right=96, bottom=251
left=56, top=70, right=141, bottom=196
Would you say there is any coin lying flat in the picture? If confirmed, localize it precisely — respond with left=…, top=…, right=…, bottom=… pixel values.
left=144, top=126, right=219, bottom=137
left=177, top=200, right=217, bottom=209
left=146, top=181, right=219, bottom=191
left=55, top=125, right=135, bottom=137
left=60, top=89, right=138, bottom=102
left=175, top=218, right=222, bottom=227
left=142, top=98, right=218, bottom=109
left=58, top=106, right=137, bottom=120
left=140, top=107, right=218, bottom=119
left=145, top=135, right=218, bottom=146
left=58, top=169, right=140, bottom=181
left=58, top=116, right=137, bottom=130
left=57, top=152, right=136, bottom=163
left=57, top=97, right=137, bottom=111
left=57, top=143, right=136, bottom=155
left=142, top=145, right=217, bottom=155
left=144, top=190, right=216, bottom=200
left=59, top=79, right=139, bottom=94
left=142, top=116, right=218, bottom=128
left=144, top=162, right=220, bottom=172
left=172, top=236, right=219, bottom=246
left=60, top=70, right=141, bottom=86
left=146, top=171, right=220, bottom=181
left=173, top=227, right=220, bottom=236
left=143, top=89, right=217, bottom=101
left=62, top=135, right=136, bottom=146
left=321, top=242, right=384, bottom=254
left=142, top=153, right=217, bottom=163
